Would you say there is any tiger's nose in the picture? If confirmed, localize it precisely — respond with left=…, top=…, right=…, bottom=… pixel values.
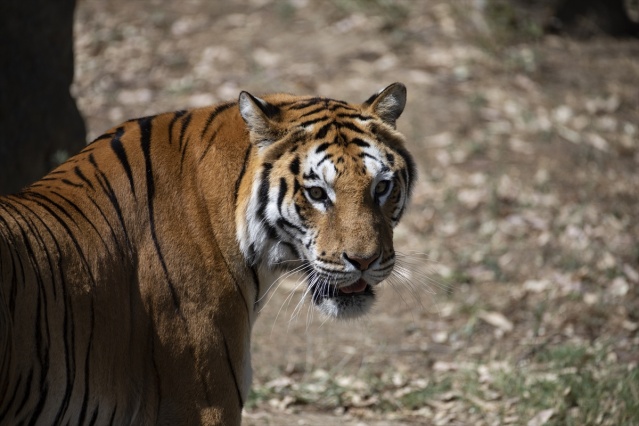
left=343, top=252, right=380, bottom=271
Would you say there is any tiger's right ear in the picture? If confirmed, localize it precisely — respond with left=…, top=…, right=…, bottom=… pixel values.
left=363, top=82, right=407, bottom=128
left=239, top=91, right=281, bottom=148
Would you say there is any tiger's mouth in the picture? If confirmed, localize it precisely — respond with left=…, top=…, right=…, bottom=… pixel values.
left=309, top=278, right=375, bottom=319
left=338, top=279, right=369, bottom=294
left=310, top=278, right=373, bottom=301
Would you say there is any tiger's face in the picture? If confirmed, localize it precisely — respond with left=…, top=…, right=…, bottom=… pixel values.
left=237, top=83, right=415, bottom=319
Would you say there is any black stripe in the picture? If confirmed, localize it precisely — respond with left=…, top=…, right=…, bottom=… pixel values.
left=339, top=121, right=365, bottom=134
left=298, top=107, right=327, bottom=120
left=200, top=103, right=234, bottom=141
left=79, top=146, right=97, bottom=156
left=110, top=127, right=136, bottom=198
left=250, top=266, right=260, bottom=308
left=256, top=163, right=272, bottom=222
left=233, top=144, right=253, bottom=205
left=77, top=299, right=95, bottom=425
left=197, top=130, right=217, bottom=164
left=277, top=218, right=305, bottom=235
left=198, top=104, right=236, bottom=164
left=86, top=193, right=127, bottom=262
left=168, top=110, right=187, bottom=145
left=315, top=122, right=332, bottom=139
left=351, top=138, right=370, bottom=148
left=293, top=179, right=302, bottom=195
left=30, top=294, right=50, bottom=423
left=222, top=333, right=244, bottom=410
left=19, top=202, right=74, bottom=424
left=139, top=117, right=183, bottom=316
left=289, top=157, right=299, bottom=175
left=298, top=116, right=327, bottom=127
left=395, top=146, right=416, bottom=195
left=89, top=153, right=133, bottom=254
left=336, top=112, right=372, bottom=121
left=126, top=114, right=156, bottom=124
left=178, top=112, right=193, bottom=151
left=61, top=178, right=83, bottom=188
left=74, top=166, right=95, bottom=191
left=264, top=222, right=278, bottom=241
left=294, top=204, right=307, bottom=227
left=277, top=178, right=287, bottom=214
left=89, top=132, right=115, bottom=145
left=316, top=154, right=332, bottom=168
left=315, top=142, right=331, bottom=153
left=359, top=152, right=379, bottom=162
left=288, top=98, right=321, bottom=110
left=386, top=153, right=395, bottom=166
left=329, top=99, right=349, bottom=106
left=179, top=113, right=194, bottom=174
left=48, top=191, right=112, bottom=257
left=302, top=169, right=319, bottom=180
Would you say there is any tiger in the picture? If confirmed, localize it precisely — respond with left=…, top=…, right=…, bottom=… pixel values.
left=0, top=82, right=415, bottom=425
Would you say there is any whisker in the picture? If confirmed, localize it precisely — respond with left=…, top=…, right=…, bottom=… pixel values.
left=259, top=268, right=312, bottom=322
left=257, top=262, right=309, bottom=307
left=291, top=272, right=316, bottom=324
left=271, top=265, right=311, bottom=322
left=273, top=272, right=310, bottom=334
left=374, top=251, right=454, bottom=318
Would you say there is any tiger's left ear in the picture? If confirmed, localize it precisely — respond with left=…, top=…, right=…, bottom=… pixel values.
left=239, top=91, right=281, bottom=148
left=363, top=82, right=407, bottom=128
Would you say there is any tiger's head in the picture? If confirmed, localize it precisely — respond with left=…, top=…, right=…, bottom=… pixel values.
left=236, top=83, right=415, bottom=319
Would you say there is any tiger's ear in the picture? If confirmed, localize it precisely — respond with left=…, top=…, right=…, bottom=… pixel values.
left=239, top=91, right=281, bottom=148
left=363, top=82, right=407, bottom=128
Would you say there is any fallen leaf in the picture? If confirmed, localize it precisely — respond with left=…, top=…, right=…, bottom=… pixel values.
left=527, top=408, right=554, bottom=426
left=478, top=311, right=514, bottom=332
left=524, top=279, right=550, bottom=293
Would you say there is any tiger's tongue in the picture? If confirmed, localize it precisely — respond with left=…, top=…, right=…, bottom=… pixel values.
left=340, top=279, right=367, bottom=294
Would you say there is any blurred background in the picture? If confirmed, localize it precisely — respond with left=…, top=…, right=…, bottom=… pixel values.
left=2, top=0, right=638, bottom=424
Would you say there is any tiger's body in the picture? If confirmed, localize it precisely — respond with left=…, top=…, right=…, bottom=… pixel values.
left=0, top=83, right=415, bottom=425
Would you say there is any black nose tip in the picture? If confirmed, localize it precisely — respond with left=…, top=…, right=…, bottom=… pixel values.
left=343, top=252, right=379, bottom=271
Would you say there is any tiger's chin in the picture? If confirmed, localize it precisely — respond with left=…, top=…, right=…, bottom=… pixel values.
left=310, top=279, right=376, bottom=319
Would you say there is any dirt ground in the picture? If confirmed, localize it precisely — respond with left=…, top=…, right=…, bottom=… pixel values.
left=72, top=1, right=639, bottom=424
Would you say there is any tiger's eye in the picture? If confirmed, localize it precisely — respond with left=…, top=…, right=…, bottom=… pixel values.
left=307, top=186, right=327, bottom=201
left=375, top=180, right=390, bottom=196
